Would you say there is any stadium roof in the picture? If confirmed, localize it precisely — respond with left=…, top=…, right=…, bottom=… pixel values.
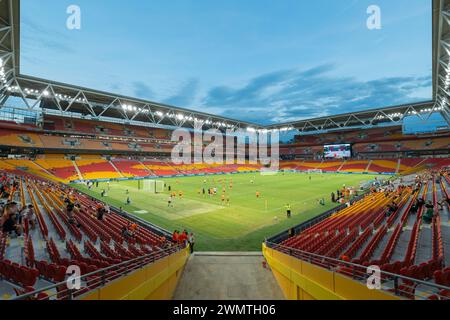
left=0, top=0, right=449, bottom=132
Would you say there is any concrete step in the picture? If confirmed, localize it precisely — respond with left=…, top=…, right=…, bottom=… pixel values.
left=173, top=252, right=284, bottom=300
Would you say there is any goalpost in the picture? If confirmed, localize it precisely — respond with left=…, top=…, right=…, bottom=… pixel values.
left=306, top=169, right=323, bottom=174
left=138, top=179, right=165, bottom=193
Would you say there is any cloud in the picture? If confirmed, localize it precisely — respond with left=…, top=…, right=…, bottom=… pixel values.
left=163, top=79, right=200, bottom=106
left=199, top=64, right=432, bottom=125
left=132, top=81, right=154, bottom=100
left=21, top=18, right=74, bottom=54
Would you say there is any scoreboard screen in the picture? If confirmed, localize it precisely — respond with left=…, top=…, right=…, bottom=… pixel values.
left=324, top=144, right=351, bottom=159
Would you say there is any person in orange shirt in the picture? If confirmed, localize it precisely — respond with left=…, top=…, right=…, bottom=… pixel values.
left=160, top=235, right=167, bottom=247
left=221, top=194, right=225, bottom=205
left=256, top=191, right=261, bottom=199
left=179, top=230, right=188, bottom=244
left=172, top=230, right=179, bottom=243
left=129, top=223, right=138, bottom=237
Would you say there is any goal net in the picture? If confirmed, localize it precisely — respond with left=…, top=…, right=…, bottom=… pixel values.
left=307, top=169, right=323, bottom=174
left=260, top=170, right=278, bottom=176
left=139, top=180, right=164, bottom=193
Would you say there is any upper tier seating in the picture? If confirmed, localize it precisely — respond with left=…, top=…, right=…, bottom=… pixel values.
left=0, top=129, right=44, bottom=148
left=44, top=115, right=172, bottom=140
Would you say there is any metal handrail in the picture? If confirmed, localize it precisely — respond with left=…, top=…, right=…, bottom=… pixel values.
left=69, top=186, right=174, bottom=238
left=265, top=241, right=450, bottom=299
left=12, top=243, right=186, bottom=300
left=267, top=190, right=371, bottom=244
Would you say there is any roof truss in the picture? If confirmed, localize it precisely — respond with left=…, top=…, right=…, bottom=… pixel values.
left=0, top=0, right=449, bottom=134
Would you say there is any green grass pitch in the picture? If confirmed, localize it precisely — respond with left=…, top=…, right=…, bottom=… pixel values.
left=73, top=172, right=379, bottom=251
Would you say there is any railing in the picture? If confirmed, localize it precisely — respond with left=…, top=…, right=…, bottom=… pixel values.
left=265, top=241, right=450, bottom=300
left=12, top=244, right=186, bottom=301
left=74, top=187, right=173, bottom=239
left=267, top=190, right=371, bottom=244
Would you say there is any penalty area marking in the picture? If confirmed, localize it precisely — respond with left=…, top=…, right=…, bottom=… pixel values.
left=133, top=210, right=149, bottom=215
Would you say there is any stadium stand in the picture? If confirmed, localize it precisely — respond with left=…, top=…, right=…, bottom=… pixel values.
left=111, top=159, right=152, bottom=177
left=0, top=108, right=448, bottom=301
left=75, top=158, right=123, bottom=180
left=267, top=168, right=450, bottom=300
left=0, top=155, right=449, bottom=183
left=0, top=171, right=185, bottom=300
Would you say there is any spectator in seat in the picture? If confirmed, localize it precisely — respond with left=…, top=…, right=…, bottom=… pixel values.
left=1, top=202, right=22, bottom=237
left=96, top=207, right=105, bottom=221
left=423, top=201, right=435, bottom=224
left=129, top=223, right=138, bottom=235
left=172, top=230, right=179, bottom=243
left=160, top=235, right=166, bottom=246
left=0, top=202, right=5, bottom=218
left=66, top=200, right=76, bottom=224
left=438, top=197, right=449, bottom=210
left=417, top=197, right=425, bottom=208
left=410, top=199, right=419, bottom=215
left=179, top=230, right=188, bottom=245
left=121, top=223, right=132, bottom=239
left=386, top=202, right=398, bottom=218
left=22, top=204, right=36, bottom=230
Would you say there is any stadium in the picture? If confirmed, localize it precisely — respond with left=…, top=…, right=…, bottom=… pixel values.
left=0, top=0, right=449, bottom=303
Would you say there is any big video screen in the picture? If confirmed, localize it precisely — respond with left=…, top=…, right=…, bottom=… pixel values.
left=324, top=144, right=351, bottom=159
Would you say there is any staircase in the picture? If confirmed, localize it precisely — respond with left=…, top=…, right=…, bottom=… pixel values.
left=72, top=160, right=84, bottom=181
left=313, top=160, right=324, bottom=170
left=109, top=160, right=125, bottom=178
left=365, top=160, right=373, bottom=173
left=29, top=160, right=55, bottom=177
left=139, top=160, right=155, bottom=176
left=395, top=159, right=401, bottom=175
left=294, top=160, right=305, bottom=171
left=337, top=160, right=347, bottom=172
left=173, top=252, right=284, bottom=300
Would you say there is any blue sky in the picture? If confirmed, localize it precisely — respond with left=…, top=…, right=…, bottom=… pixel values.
left=21, top=0, right=432, bottom=125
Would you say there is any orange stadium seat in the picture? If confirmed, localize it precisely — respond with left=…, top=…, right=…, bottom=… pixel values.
left=76, top=158, right=122, bottom=180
